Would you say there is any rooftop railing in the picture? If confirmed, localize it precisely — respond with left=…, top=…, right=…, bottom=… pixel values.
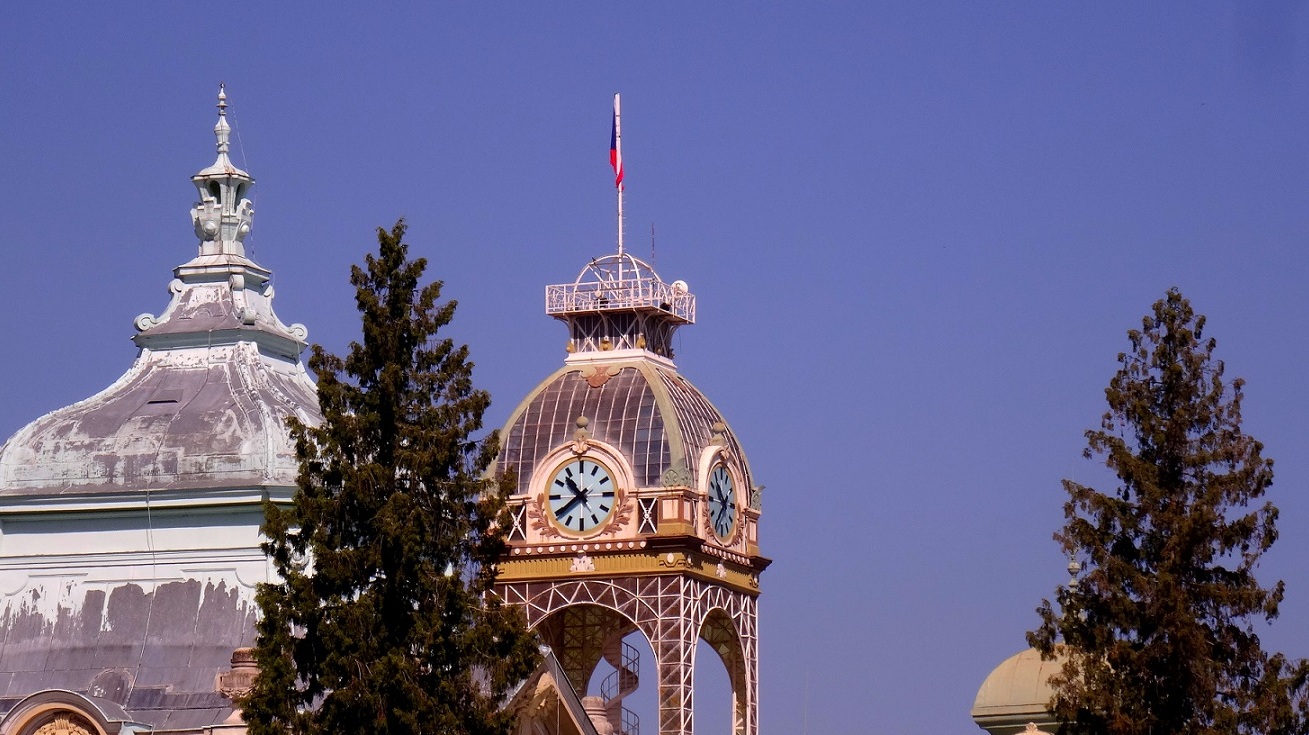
left=545, top=276, right=695, bottom=324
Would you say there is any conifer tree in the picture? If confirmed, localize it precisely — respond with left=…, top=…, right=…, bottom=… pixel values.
left=1028, top=288, right=1304, bottom=735
left=244, top=220, right=540, bottom=735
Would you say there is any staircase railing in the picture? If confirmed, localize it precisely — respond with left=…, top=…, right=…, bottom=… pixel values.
left=601, top=639, right=640, bottom=735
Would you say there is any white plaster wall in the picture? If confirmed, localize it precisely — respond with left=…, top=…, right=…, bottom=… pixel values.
left=0, top=504, right=269, bottom=623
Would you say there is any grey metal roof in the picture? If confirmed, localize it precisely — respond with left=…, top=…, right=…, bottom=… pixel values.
left=0, top=341, right=319, bottom=496
left=0, top=250, right=319, bottom=497
left=0, top=579, right=255, bottom=729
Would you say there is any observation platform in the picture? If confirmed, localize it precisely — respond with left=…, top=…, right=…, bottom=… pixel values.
left=545, top=254, right=695, bottom=324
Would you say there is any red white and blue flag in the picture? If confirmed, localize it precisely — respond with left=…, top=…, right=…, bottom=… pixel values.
left=610, top=94, right=624, bottom=192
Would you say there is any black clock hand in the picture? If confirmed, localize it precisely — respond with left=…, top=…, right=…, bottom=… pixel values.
left=554, top=476, right=586, bottom=515
left=557, top=494, right=584, bottom=517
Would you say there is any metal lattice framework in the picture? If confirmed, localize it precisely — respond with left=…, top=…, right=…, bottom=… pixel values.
left=498, top=576, right=758, bottom=735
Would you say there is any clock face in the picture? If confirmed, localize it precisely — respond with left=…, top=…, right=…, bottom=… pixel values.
left=548, top=457, right=617, bottom=534
left=708, top=464, right=737, bottom=541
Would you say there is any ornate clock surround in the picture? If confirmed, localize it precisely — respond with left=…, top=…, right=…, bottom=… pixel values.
left=528, top=436, right=635, bottom=542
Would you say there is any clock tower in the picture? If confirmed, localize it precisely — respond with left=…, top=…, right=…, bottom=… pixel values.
left=494, top=250, right=768, bottom=735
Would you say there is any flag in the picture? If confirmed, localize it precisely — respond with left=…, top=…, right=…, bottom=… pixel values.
left=610, top=94, right=624, bottom=192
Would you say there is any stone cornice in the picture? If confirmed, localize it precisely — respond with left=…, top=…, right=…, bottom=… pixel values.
left=0, top=485, right=294, bottom=516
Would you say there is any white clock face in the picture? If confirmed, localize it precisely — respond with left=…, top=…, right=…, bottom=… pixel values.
left=708, top=464, right=737, bottom=541
left=548, top=457, right=617, bottom=534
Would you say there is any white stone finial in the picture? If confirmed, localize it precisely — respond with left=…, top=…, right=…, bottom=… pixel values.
left=1067, top=558, right=1081, bottom=592
left=215, top=83, right=231, bottom=155
left=192, top=85, right=254, bottom=258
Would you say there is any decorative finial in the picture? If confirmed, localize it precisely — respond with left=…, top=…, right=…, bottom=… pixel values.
left=571, top=415, right=591, bottom=453
left=191, top=84, right=254, bottom=258
left=1067, top=558, right=1081, bottom=592
left=710, top=421, right=728, bottom=447
left=214, top=83, right=231, bottom=155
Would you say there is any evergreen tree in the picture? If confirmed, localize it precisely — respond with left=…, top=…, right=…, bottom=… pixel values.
left=1028, top=288, right=1304, bottom=735
left=244, top=220, right=541, bottom=735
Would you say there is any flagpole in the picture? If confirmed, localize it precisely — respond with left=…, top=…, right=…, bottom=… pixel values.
left=614, top=93, right=625, bottom=258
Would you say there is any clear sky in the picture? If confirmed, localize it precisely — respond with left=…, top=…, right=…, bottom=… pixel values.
left=3, top=4, right=1309, bottom=734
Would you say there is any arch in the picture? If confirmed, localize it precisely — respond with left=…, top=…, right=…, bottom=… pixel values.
left=697, top=608, right=747, bottom=735
left=499, top=575, right=759, bottom=735
left=535, top=603, right=642, bottom=695
left=0, top=690, right=132, bottom=735
left=534, top=602, right=649, bottom=735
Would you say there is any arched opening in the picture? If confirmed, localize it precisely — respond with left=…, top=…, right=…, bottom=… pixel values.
left=695, top=608, right=747, bottom=735
left=536, top=604, right=656, bottom=735
left=693, top=641, right=733, bottom=734
left=0, top=695, right=110, bottom=735
left=584, top=629, right=657, bottom=735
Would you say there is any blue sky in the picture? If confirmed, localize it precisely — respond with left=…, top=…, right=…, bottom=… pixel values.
left=4, top=4, right=1309, bottom=734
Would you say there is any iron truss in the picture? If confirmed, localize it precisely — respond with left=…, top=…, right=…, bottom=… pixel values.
left=498, top=575, right=758, bottom=735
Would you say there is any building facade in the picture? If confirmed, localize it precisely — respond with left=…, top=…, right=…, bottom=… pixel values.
left=0, top=88, right=318, bottom=735
left=0, top=91, right=760, bottom=735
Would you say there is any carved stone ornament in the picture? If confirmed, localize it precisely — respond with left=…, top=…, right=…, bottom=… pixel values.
left=657, top=552, right=692, bottom=570
left=571, top=415, right=592, bottom=454
left=133, top=313, right=158, bottom=332
left=192, top=198, right=222, bottom=240
left=715, top=562, right=727, bottom=579
left=581, top=364, right=622, bottom=388
left=30, top=713, right=95, bottom=735
left=709, top=420, right=729, bottom=447
left=217, top=647, right=259, bottom=699
left=529, top=495, right=564, bottom=540
left=660, top=461, right=693, bottom=488
left=570, top=553, right=596, bottom=573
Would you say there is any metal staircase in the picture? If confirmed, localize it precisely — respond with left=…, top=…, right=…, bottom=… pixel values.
left=601, top=638, right=640, bottom=735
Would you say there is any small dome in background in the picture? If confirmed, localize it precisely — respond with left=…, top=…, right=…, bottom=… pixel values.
left=971, top=647, right=1066, bottom=735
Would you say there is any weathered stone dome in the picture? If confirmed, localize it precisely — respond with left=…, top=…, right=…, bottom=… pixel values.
left=0, top=86, right=319, bottom=735
left=0, top=338, right=319, bottom=496
left=972, top=647, right=1066, bottom=735
left=0, top=88, right=320, bottom=498
left=497, top=354, right=751, bottom=494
